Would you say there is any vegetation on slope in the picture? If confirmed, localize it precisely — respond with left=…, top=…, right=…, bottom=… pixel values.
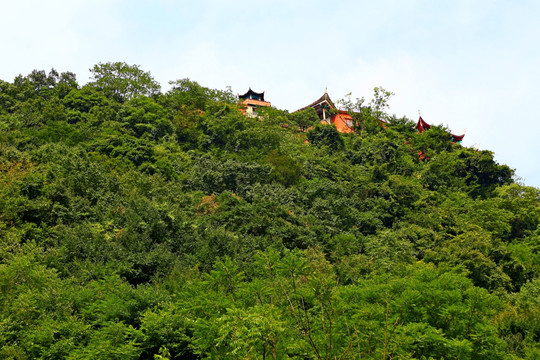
left=0, top=62, right=538, bottom=359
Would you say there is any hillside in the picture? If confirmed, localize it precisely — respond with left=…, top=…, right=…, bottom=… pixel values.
left=0, top=62, right=539, bottom=359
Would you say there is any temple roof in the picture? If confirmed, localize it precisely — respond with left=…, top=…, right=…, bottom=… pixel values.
left=295, top=92, right=337, bottom=122
left=296, top=92, right=336, bottom=113
left=450, top=133, right=465, bottom=142
left=416, top=116, right=465, bottom=142
left=415, top=116, right=431, bottom=133
left=239, top=88, right=265, bottom=101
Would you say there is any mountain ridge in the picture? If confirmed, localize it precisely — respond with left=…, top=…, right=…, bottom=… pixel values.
left=0, top=63, right=538, bottom=359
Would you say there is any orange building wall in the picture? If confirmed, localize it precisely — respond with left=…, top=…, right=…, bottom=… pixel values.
left=325, top=110, right=354, bottom=133
left=239, top=98, right=271, bottom=116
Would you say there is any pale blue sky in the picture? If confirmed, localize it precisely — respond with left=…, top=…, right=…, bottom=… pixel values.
left=2, top=0, right=539, bottom=188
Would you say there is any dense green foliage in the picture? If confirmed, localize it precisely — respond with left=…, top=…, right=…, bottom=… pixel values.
left=0, top=63, right=538, bottom=359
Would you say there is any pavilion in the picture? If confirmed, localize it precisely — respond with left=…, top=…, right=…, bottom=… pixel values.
left=238, top=88, right=271, bottom=117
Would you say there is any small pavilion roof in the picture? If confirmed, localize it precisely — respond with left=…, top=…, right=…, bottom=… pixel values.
left=239, top=88, right=265, bottom=101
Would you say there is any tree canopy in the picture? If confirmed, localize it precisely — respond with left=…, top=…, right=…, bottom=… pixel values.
left=89, top=61, right=161, bottom=102
left=0, top=65, right=538, bottom=359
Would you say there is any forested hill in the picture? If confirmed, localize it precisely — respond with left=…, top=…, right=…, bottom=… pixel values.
left=0, top=62, right=539, bottom=359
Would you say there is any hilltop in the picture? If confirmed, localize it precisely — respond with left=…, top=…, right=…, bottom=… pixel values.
left=0, top=62, right=538, bottom=359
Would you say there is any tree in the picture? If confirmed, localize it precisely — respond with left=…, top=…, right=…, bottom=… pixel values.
left=89, top=62, right=161, bottom=102
left=117, top=96, right=172, bottom=140
left=290, top=107, right=319, bottom=131
left=165, top=78, right=236, bottom=112
left=307, top=123, right=344, bottom=150
left=1, top=63, right=538, bottom=359
left=339, top=86, right=394, bottom=133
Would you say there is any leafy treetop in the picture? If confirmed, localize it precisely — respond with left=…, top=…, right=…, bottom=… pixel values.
left=89, top=61, right=161, bottom=102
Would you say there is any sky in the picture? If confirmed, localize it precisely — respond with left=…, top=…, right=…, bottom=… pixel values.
left=1, top=0, right=539, bottom=188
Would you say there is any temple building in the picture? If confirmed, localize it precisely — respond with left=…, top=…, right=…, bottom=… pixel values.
left=238, top=88, right=271, bottom=117
left=415, top=116, right=465, bottom=143
left=295, top=91, right=354, bottom=133
left=297, top=92, right=465, bottom=141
